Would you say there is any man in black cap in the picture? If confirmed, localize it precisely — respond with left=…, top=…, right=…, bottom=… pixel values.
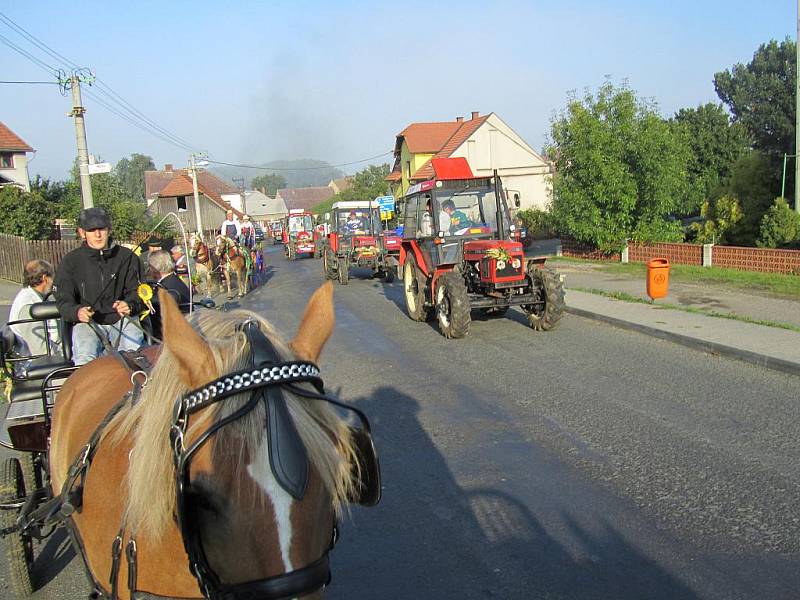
left=54, top=207, right=144, bottom=365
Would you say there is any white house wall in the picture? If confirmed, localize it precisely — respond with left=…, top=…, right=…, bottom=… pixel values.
left=0, top=152, right=31, bottom=192
left=450, top=113, right=552, bottom=211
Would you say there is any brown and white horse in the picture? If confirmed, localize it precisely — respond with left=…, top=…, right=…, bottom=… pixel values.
left=49, top=283, right=359, bottom=599
left=190, top=234, right=217, bottom=296
left=215, top=235, right=249, bottom=299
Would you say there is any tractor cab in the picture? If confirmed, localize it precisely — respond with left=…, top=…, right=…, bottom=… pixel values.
left=322, top=201, right=396, bottom=285
left=283, top=209, right=318, bottom=260
left=399, top=157, right=564, bottom=338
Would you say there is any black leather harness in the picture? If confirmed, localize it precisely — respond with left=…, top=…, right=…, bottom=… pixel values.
left=169, top=320, right=380, bottom=599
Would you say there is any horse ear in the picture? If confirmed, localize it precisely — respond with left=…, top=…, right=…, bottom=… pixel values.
left=290, top=282, right=335, bottom=363
left=159, top=288, right=217, bottom=388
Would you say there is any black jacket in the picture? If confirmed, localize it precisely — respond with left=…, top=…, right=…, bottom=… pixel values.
left=155, top=274, right=191, bottom=308
left=54, top=240, right=142, bottom=325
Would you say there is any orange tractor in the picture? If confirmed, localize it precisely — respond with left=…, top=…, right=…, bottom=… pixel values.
left=399, top=158, right=564, bottom=338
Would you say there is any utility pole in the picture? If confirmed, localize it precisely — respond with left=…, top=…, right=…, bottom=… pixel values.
left=232, top=177, right=246, bottom=214
left=189, top=153, right=206, bottom=238
left=70, top=75, right=93, bottom=209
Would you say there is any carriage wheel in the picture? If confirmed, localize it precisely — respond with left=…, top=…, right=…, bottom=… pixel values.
left=0, top=457, right=35, bottom=597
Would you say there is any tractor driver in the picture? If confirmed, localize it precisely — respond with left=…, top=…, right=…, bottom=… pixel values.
left=345, top=211, right=365, bottom=234
left=440, top=199, right=472, bottom=234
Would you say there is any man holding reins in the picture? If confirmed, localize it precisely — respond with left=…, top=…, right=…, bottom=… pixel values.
left=54, top=208, right=144, bottom=365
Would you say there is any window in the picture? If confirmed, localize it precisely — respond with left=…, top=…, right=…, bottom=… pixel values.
left=177, top=196, right=187, bottom=211
left=0, top=153, right=13, bottom=169
left=405, top=161, right=411, bottom=178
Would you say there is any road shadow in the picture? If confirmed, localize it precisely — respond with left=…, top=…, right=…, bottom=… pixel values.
left=33, top=527, right=75, bottom=589
left=328, top=386, right=699, bottom=599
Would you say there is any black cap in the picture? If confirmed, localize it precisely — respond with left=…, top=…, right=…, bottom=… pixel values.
left=77, top=207, right=111, bottom=230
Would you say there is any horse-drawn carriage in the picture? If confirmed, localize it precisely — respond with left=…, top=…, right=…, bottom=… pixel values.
left=0, top=283, right=380, bottom=599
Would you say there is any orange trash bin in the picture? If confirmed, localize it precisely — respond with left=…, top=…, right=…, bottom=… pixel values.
left=646, top=258, right=670, bottom=300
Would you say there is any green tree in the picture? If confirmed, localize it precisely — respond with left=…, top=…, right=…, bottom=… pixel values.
left=251, top=173, right=287, bottom=196
left=0, top=187, right=55, bottom=240
left=757, top=197, right=800, bottom=248
left=671, top=103, right=750, bottom=214
left=65, top=160, right=155, bottom=238
left=115, top=153, right=156, bottom=202
left=547, top=81, right=689, bottom=252
left=691, top=195, right=743, bottom=244
left=312, top=164, right=390, bottom=215
left=714, top=39, right=795, bottom=163
left=722, top=152, right=776, bottom=245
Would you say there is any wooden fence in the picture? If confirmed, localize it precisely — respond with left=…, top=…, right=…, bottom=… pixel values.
left=0, top=234, right=81, bottom=283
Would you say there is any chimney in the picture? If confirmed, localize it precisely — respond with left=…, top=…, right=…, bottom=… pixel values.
left=165, top=163, right=173, bottom=172
left=471, top=111, right=480, bottom=120
left=456, top=116, right=464, bottom=123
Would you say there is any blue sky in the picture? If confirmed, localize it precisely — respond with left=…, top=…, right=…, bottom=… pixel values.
left=1, top=0, right=795, bottom=181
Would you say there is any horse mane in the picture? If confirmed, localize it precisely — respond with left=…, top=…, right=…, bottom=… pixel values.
left=109, top=308, right=358, bottom=540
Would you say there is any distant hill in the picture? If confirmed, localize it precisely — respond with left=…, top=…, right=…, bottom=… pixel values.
left=211, top=159, right=344, bottom=190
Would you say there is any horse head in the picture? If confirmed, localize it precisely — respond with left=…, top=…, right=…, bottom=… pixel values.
left=117, top=283, right=361, bottom=597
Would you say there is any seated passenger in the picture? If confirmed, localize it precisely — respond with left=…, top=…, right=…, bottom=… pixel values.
left=8, top=259, right=60, bottom=360
left=441, top=199, right=472, bottom=234
left=420, top=199, right=433, bottom=237
left=147, top=250, right=191, bottom=340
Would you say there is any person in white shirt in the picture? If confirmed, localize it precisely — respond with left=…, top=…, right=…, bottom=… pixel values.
left=8, top=259, right=60, bottom=358
left=220, top=209, right=241, bottom=241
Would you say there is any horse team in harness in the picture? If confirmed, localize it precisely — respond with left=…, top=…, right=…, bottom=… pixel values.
left=0, top=208, right=381, bottom=599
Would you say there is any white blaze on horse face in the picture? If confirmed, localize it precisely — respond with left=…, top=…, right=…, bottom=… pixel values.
left=247, top=438, right=294, bottom=572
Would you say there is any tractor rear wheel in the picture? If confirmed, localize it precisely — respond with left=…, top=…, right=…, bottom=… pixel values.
left=403, top=258, right=430, bottom=322
left=322, top=249, right=337, bottom=280
left=435, top=272, right=471, bottom=339
left=523, top=264, right=565, bottom=331
left=338, top=257, right=349, bottom=285
left=1, top=457, right=34, bottom=597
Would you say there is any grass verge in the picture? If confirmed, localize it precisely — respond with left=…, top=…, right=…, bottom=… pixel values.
left=549, top=257, right=800, bottom=298
left=573, top=287, right=800, bottom=332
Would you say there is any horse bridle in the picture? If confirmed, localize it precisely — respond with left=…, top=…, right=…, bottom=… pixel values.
left=170, top=320, right=380, bottom=600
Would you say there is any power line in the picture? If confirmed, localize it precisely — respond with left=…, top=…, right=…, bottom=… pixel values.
left=0, top=80, right=58, bottom=84
left=0, top=10, right=200, bottom=153
left=0, top=31, right=57, bottom=75
left=206, top=152, right=393, bottom=171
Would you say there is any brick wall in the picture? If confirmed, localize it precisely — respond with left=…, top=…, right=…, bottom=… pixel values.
left=561, top=237, right=621, bottom=261
left=560, top=237, right=800, bottom=275
left=713, top=245, right=800, bottom=274
left=628, top=242, right=703, bottom=266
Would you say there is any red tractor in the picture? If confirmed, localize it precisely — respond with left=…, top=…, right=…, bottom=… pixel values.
left=283, top=209, right=319, bottom=260
left=399, top=158, right=564, bottom=338
left=322, top=201, right=396, bottom=285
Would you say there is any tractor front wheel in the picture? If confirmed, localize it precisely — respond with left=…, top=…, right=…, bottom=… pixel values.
left=338, top=257, right=349, bottom=285
left=383, top=267, right=395, bottom=284
left=403, top=258, right=431, bottom=322
left=287, top=243, right=296, bottom=261
left=523, top=264, right=565, bottom=331
left=435, top=272, right=471, bottom=339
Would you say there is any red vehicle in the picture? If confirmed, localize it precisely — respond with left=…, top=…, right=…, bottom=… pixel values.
left=283, top=210, right=319, bottom=259
left=399, top=158, right=564, bottom=339
left=322, top=201, right=396, bottom=285
left=269, top=221, right=284, bottom=245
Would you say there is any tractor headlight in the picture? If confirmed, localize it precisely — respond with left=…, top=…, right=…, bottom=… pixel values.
left=496, top=259, right=506, bottom=270
left=511, top=258, right=521, bottom=269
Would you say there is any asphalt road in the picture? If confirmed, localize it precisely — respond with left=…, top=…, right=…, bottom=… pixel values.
left=2, top=245, right=799, bottom=599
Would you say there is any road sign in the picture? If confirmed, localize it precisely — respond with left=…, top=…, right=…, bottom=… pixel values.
left=375, top=195, right=395, bottom=211
left=88, top=162, right=112, bottom=175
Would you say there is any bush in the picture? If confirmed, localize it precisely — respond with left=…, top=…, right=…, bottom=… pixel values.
left=516, top=208, right=557, bottom=239
left=691, top=195, right=743, bottom=244
left=757, top=197, right=800, bottom=248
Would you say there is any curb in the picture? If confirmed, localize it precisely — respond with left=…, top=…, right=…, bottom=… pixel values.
left=566, top=306, right=800, bottom=377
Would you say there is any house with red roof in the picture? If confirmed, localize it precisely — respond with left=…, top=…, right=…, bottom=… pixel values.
left=146, top=164, right=243, bottom=236
left=387, top=112, right=553, bottom=211
left=276, top=186, right=334, bottom=213
left=0, top=122, right=34, bottom=192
